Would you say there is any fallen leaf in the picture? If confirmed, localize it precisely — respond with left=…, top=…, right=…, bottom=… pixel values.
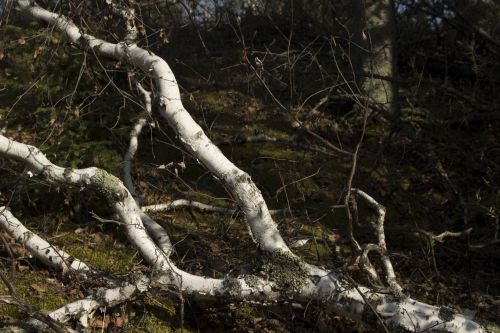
left=11, top=245, right=29, bottom=258
left=328, top=233, right=340, bottom=242
left=111, top=315, right=124, bottom=327
left=89, top=318, right=108, bottom=329
left=30, top=283, right=46, bottom=294
left=91, top=232, right=106, bottom=244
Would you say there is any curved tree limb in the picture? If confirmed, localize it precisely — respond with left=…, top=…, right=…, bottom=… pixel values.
left=1, top=2, right=489, bottom=331
left=14, top=0, right=290, bottom=254
left=0, top=132, right=486, bottom=332
left=142, top=199, right=287, bottom=216
left=353, top=188, right=404, bottom=295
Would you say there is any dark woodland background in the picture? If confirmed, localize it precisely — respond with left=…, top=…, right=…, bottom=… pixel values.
left=0, top=0, right=499, bottom=331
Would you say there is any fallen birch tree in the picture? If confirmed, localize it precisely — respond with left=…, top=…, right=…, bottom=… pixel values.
left=0, top=1, right=490, bottom=332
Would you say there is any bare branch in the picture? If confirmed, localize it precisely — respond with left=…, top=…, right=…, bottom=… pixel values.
left=14, top=0, right=290, bottom=254
left=353, top=188, right=404, bottom=295
left=0, top=207, right=94, bottom=275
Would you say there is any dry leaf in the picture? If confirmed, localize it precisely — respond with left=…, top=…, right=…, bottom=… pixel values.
left=17, top=262, right=29, bottom=272
left=89, top=318, right=108, bottom=329
left=91, top=232, right=106, bottom=244
left=11, top=244, right=29, bottom=258
left=328, top=233, right=340, bottom=242
left=111, top=315, right=124, bottom=327
left=30, top=283, right=46, bottom=294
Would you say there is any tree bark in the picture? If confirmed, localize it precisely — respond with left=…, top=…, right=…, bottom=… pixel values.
left=351, top=0, right=400, bottom=117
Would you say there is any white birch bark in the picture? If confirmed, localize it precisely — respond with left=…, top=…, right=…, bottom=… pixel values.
left=0, top=207, right=93, bottom=275
left=105, top=0, right=176, bottom=257
left=142, top=199, right=237, bottom=214
left=142, top=199, right=287, bottom=215
left=122, top=102, right=149, bottom=202
left=0, top=134, right=170, bottom=270
left=121, top=79, right=174, bottom=256
left=13, top=0, right=289, bottom=254
left=353, top=188, right=403, bottom=294
left=0, top=134, right=486, bottom=332
left=2, top=2, right=489, bottom=331
left=49, top=274, right=150, bottom=326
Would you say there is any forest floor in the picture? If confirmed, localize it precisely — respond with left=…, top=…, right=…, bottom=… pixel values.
left=0, top=23, right=499, bottom=332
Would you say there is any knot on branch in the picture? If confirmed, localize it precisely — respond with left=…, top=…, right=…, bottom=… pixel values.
left=129, top=273, right=150, bottom=293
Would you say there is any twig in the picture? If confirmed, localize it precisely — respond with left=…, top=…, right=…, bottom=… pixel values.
left=142, top=199, right=288, bottom=216
left=353, top=189, right=404, bottom=295
left=344, top=109, right=369, bottom=253
left=416, top=227, right=472, bottom=243
left=0, top=269, right=67, bottom=333
left=343, top=271, right=390, bottom=333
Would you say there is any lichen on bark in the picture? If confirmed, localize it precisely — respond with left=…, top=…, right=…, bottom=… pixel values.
left=259, top=250, right=308, bottom=293
left=222, top=278, right=243, bottom=297
left=91, top=169, right=128, bottom=202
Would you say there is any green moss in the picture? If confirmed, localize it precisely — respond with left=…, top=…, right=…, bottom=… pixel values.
left=62, top=240, right=137, bottom=272
left=234, top=304, right=258, bottom=320
left=124, top=298, right=194, bottom=333
left=300, top=225, right=327, bottom=238
left=478, top=319, right=500, bottom=333
left=259, top=146, right=312, bottom=163
left=125, top=313, right=178, bottom=333
left=295, top=178, right=320, bottom=196
left=295, top=242, right=332, bottom=265
left=2, top=24, right=24, bottom=35
left=0, top=270, right=71, bottom=319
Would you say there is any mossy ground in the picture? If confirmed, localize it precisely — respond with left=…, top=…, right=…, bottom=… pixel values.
left=0, top=270, right=71, bottom=318
left=0, top=17, right=499, bottom=333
